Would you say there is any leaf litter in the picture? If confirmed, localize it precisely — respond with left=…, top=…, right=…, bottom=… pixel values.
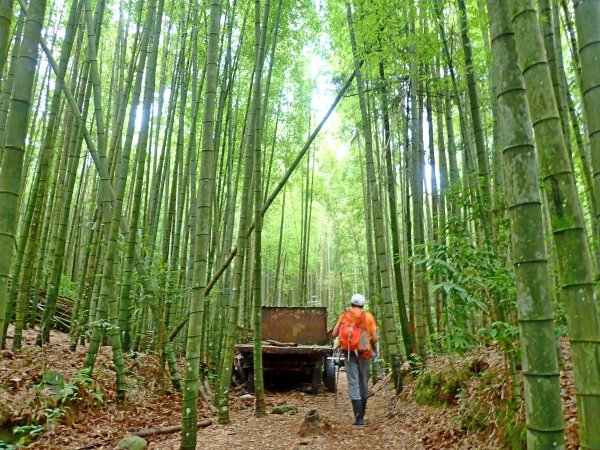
left=1, top=327, right=578, bottom=449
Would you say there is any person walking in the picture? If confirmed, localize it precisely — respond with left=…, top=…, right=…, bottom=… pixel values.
left=331, top=293, right=378, bottom=425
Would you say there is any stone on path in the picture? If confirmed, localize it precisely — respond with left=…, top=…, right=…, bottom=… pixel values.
left=116, top=435, right=147, bottom=450
left=270, top=404, right=298, bottom=414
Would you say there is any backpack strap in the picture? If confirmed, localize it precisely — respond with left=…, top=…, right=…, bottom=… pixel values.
left=341, top=309, right=356, bottom=358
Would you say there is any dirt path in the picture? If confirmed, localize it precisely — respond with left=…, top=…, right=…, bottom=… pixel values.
left=0, top=326, right=481, bottom=449
left=9, top=327, right=578, bottom=449
left=158, top=372, right=427, bottom=450
left=3, top=327, right=429, bottom=449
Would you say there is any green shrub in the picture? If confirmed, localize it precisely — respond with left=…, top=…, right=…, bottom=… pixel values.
left=415, top=367, right=468, bottom=406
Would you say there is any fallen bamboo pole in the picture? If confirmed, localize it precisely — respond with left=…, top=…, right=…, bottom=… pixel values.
left=129, top=419, right=212, bottom=438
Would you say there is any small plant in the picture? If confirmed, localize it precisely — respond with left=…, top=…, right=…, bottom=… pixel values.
left=44, top=407, right=66, bottom=433
left=127, top=350, right=145, bottom=360
left=8, top=371, right=105, bottom=448
left=2, top=408, right=67, bottom=448
left=59, top=275, right=78, bottom=299
left=477, top=321, right=519, bottom=351
left=11, top=424, right=44, bottom=438
left=8, top=423, right=44, bottom=448
left=0, top=441, right=17, bottom=450
left=29, top=370, right=104, bottom=431
left=416, top=230, right=516, bottom=356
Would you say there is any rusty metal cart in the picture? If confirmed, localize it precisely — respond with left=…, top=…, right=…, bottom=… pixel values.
left=234, top=307, right=337, bottom=393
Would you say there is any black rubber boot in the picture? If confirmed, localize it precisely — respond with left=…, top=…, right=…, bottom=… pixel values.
left=351, top=399, right=364, bottom=425
left=361, top=397, right=367, bottom=422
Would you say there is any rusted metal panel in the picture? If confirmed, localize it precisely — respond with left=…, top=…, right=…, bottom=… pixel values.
left=261, top=307, right=329, bottom=345
left=235, top=343, right=333, bottom=355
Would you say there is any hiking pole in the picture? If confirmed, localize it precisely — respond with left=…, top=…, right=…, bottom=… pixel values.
left=333, top=348, right=342, bottom=406
left=334, top=362, right=340, bottom=406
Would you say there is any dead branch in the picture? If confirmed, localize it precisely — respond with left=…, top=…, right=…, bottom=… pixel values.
left=265, top=339, right=298, bottom=347
left=129, top=419, right=212, bottom=438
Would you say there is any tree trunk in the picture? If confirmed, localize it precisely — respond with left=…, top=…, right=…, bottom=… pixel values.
left=0, top=0, right=47, bottom=348
left=572, top=0, right=600, bottom=278
left=181, top=0, right=222, bottom=446
left=347, top=1, right=404, bottom=387
left=510, top=1, right=600, bottom=446
left=379, top=62, right=413, bottom=358
left=0, top=0, right=12, bottom=81
left=489, top=1, right=565, bottom=446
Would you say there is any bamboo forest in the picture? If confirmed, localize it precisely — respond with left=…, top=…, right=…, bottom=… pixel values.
left=0, top=0, right=599, bottom=448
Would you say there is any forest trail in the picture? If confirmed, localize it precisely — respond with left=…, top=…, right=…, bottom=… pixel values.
left=1, top=0, right=596, bottom=447
left=160, top=373, right=425, bottom=450
left=1, top=326, right=496, bottom=450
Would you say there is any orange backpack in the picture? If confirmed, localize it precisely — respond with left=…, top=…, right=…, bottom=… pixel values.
left=338, top=309, right=371, bottom=358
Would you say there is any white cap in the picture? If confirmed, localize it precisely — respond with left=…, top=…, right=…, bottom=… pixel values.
left=351, top=293, right=365, bottom=306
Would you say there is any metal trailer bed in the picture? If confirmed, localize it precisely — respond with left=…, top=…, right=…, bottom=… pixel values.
left=234, top=307, right=336, bottom=393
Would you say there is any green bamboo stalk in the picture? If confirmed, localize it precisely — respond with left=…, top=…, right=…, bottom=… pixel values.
left=347, top=0, right=404, bottom=384
left=489, top=1, right=565, bottom=446
left=380, top=61, right=413, bottom=358
left=539, top=0, right=571, bottom=150
left=180, top=0, right=203, bottom=357
left=0, top=8, right=23, bottom=160
left=83, top=0, right=155, bottom=403
left=457, top=0, right=492, bottom=205
left=12, top=149, right=45, bottom=349
left=167, top=35, right=190, bottom=335
left=181, top=0, right=222, bottom=445
left=120, top=0, right=165, bottom=352
left=408, top=50, right=427, bottom=360
left=251, top=0, right=271, bottom=417
left=69, top=201, right=99, bottom=350
left=510, top=1, right=600, bottom=447
left=215, top=31, right=261, bottom=430
left=0, top=0, right=46, bottom=349
left=0, top=0, right=12, bottom=81
left=573, top=0, right=600, bottom=277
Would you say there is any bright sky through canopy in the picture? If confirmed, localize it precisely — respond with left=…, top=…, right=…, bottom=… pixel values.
left=305, top=35, right=349, bottom=162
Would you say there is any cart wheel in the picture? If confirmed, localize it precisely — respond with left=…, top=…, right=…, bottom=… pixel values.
left=323, top=358, right=336, bottom=393
left=245, top=368, right=255, bottom=392
left=233, top=365, right=246, bottom=385
left=309, top=364, right=323, bottom=394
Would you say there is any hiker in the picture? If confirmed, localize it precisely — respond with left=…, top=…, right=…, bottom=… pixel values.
left=331, top=293, right=378, bottom=426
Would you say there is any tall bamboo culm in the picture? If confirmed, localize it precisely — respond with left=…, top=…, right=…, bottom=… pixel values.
left=510, top=1, right=600, bottom=447
left=0, top=0, right=47, bottom=349
left=489, top=0, right=565, bottom=446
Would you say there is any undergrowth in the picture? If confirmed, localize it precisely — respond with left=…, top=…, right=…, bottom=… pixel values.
left=0, top=347, right=171, bottom=448
left=414, top=354, right=526, bottom=449
left=415, top=357, right=487, bottom=407
left=0, top=369, right=104, bottom=448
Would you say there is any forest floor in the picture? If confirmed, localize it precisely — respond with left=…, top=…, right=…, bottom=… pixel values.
left=0, top=326, right=579, bottom=449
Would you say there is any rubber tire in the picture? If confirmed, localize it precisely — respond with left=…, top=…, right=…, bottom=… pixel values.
left=245, top=368, right=255, bottom=392
left=323, top=358, right=336, bottom=393
left=234, top=364, right=247, bottom=385
left=309, top=365, right=322, bottom=394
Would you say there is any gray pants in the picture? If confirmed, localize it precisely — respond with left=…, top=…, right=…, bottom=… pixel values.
left=345, top=353, right=370, bottom=400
